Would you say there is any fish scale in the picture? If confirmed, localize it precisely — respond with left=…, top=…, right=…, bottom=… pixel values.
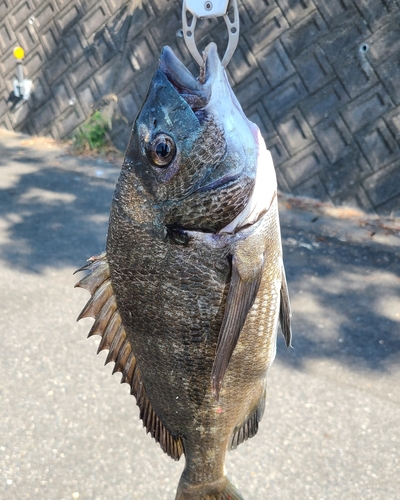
left=76, top=43, right=291, bottom=500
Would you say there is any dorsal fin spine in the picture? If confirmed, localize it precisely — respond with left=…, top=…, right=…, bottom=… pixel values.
left=87, top=295, right=117, bottom=338
left=105, top=324, right=126, bottom=364
left=78, top=279, right=113, bottom=320
left=112, top=339, right=131, bottom=374
left=140, top=395, right=150, bottom=423
left=120, top=351, right=136, bottom=384
left=97, top=312, right=121, bottom=354
left=75, top=263, right=110, bottom=294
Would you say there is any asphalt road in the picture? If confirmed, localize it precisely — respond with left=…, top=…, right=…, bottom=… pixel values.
left=0, top=128, right=399, bottom=500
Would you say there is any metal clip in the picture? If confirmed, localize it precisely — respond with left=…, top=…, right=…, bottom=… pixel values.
left=182, top=0, right=239, bottom=67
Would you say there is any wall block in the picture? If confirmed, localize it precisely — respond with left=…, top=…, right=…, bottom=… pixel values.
left=0, top=0, right=399, bottom=214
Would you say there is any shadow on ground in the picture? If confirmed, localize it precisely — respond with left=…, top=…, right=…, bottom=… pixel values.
left=0, top=137, right=399, bottom=376
left=278, top=222, right=400, bottom=373
left=0, top=144, right=115, bottom=273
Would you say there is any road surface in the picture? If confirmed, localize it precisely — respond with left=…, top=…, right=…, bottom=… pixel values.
left=0, top=129, right=399, bottom=499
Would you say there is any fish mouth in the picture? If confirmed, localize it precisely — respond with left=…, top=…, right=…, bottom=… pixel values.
left=159, top=43, right=221, bottom=111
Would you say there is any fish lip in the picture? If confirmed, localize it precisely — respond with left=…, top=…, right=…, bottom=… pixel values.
left=200, top=43, right=222, bottom=85
left=158, top=44, right=222, bottom=109
left=159, top=46, right=209, bottom=109
left=159, top=46, right=203, bottom=94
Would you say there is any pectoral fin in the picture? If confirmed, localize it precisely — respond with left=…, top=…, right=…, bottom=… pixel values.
left=280, top=266, right=292, bottom=348
left=211, top=254, right=263, bottom=400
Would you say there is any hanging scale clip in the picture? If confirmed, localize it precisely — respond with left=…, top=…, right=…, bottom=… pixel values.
left=182, top=0, right=239, bottom=67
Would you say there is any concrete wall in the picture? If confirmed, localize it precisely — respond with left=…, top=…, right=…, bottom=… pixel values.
left=1, top=0, right=400, bottom=215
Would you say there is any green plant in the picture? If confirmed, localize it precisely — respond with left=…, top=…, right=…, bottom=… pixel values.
left=72, top=111, right=110, bottom=153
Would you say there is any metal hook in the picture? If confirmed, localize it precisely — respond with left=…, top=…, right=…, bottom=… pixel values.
left=182, top=0, right=239, bottom=68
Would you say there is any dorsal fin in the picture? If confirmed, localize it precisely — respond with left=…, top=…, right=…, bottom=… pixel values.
left=75, top=252, right=184, bottom=460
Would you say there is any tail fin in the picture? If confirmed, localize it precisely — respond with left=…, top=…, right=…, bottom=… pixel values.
left=175, top=475, right=244, bottom=500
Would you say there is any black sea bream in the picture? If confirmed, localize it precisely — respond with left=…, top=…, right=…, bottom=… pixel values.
left=76, top=43, right=292, bottom=500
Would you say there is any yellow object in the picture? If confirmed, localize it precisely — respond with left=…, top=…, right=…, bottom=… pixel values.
left=13, top=46, right=25, bottom=60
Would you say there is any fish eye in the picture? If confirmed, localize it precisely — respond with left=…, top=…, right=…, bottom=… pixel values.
left=146, top=133, right=176, bottom=167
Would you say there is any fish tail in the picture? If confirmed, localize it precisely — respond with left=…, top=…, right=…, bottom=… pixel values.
left=175, top=475, right=245, bottom=500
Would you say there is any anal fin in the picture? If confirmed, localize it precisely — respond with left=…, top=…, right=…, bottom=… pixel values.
left=75, top=252, right=184, bottom=460
left=228, top=389, right=266, bottom=451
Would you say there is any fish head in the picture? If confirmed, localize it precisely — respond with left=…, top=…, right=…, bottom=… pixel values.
left=120, top=43, right=265, bottom=232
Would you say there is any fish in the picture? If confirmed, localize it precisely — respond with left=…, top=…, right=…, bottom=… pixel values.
left=75, top=42, right=292, bottom=500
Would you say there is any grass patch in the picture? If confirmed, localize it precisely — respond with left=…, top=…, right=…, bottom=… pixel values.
left=71, top=111, right=110, bottom=154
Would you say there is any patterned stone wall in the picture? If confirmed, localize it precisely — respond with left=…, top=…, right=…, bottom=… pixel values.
left=1, top=0, right=400, bottom=214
